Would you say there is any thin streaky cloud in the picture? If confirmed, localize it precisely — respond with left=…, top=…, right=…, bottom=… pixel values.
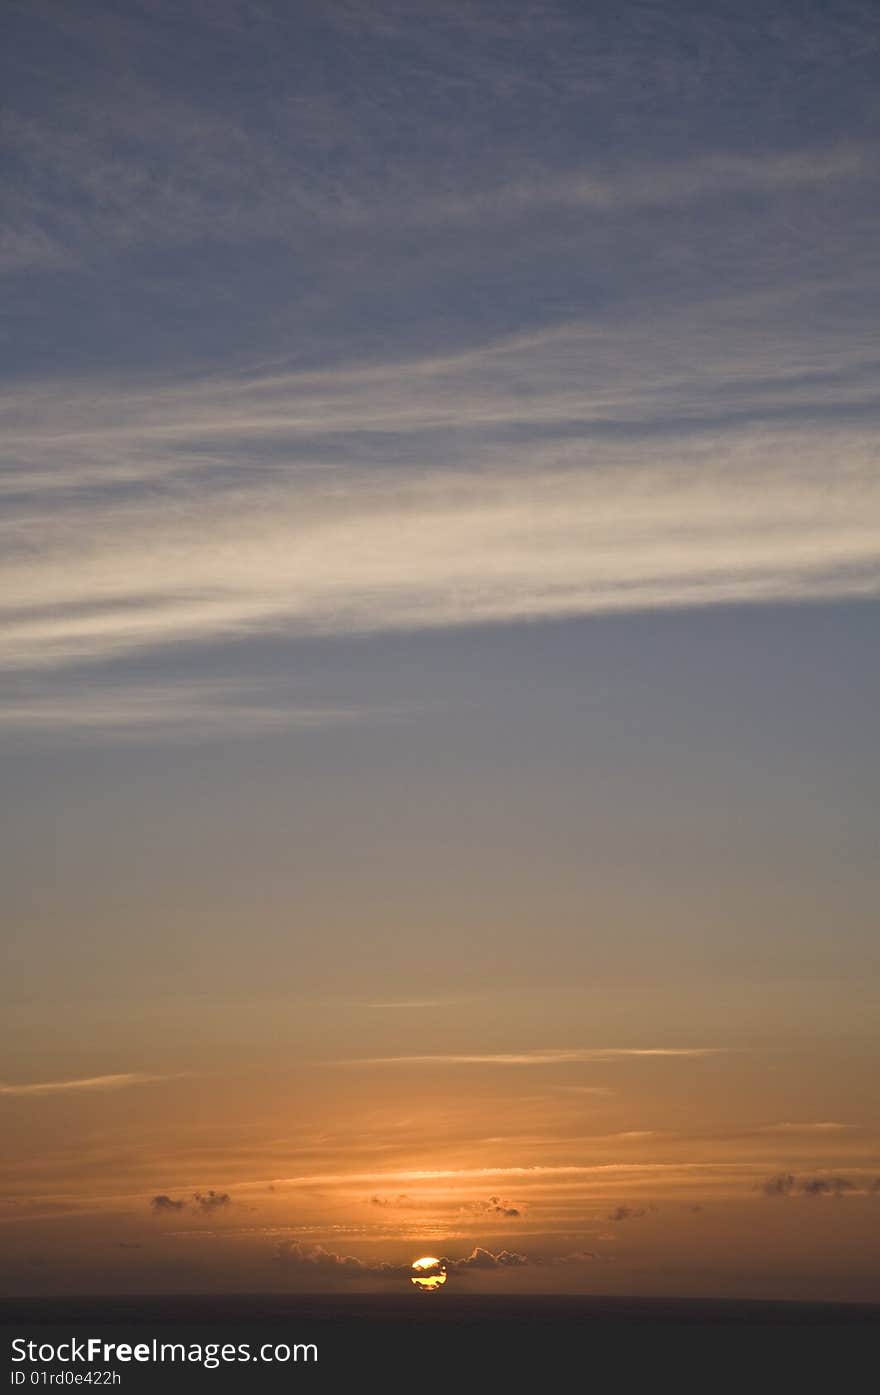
left=382, top=145, right=876, bottom=231
left=0, top=680, right=369, bottom=740
left=758, top=1122, right=852, bottom=1133
left=248, top=1162, right=774, bottom=1193
left=333, top=1048, right=731, bottom=1066
left=0, top=1073, right=176, bottom=1098
left=550, top=1086, right=617, bottom=1097
left=368, top=999, right=465, bottom=1010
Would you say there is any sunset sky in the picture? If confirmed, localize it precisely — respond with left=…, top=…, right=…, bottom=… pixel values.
left=2, top=1, right=879, bottom=1304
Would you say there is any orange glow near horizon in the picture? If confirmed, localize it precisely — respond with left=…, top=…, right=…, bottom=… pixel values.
left=2, top=1019, right=879, bottom=1303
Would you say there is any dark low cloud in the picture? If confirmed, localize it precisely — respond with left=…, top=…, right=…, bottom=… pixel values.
left=194, top=1190, right=231, bottom=1212
left=272, top=1240, right=410, bottom=1279
left=607, top=1205, right=650, bottom=1222
left=801, top=1177, right=855, bottom=1197
left=272, top=1241, right=540, bottom=1281
left=446, top=1247, right=527, bottom=1271
left=460, top=1196, right=522, bottom=1218
left=761, top=1173, right=876, bottom=1198
left=369, top=1192, right=522, bottom=1218
left=450, top=1247, right=598, bottom=1270
left=763, top=1173, right=797, bottom=1197
left=486, top=1196, right=521, bottom=1218
left=150, top=1191, right=233, bottom=1214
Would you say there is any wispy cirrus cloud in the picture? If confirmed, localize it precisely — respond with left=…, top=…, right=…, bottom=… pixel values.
left=3, top=284, right=880, bottom=719
left=3, top=47, right=873, bottom=267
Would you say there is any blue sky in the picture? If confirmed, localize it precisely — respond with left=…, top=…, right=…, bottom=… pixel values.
left=2, top=0, right=878, bottom=996
left=3, top=2, right=880, bottom=706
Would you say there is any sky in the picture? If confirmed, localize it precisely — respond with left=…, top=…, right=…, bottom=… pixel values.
left=1, top=0, right=879, bottom=1303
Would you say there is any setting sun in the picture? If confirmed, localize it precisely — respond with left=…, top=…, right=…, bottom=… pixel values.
left=411, top=1257, right=448, bottom=1292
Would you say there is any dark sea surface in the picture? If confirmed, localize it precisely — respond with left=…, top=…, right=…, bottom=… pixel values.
left=4, top=1294, right=878, bottom=1391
